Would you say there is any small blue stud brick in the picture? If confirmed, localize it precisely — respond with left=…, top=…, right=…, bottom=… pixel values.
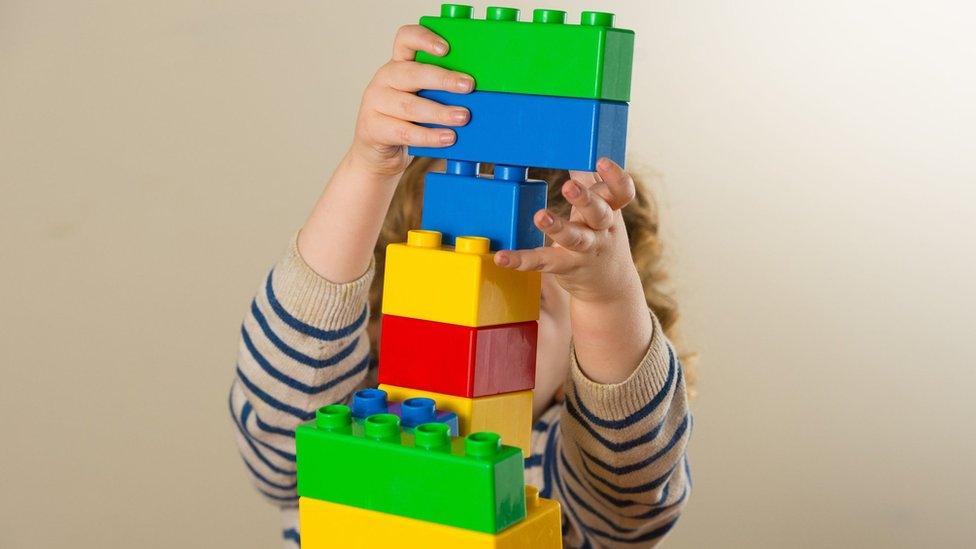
left=421, top=161, right=547, bottom=251
left=350, top=389, right=459, bottom=435
left=350, top=388, right=387, bottom=417
left=408, top=89, right=628, bottom=171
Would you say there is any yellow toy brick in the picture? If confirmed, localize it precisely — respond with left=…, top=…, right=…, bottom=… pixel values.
left=382, top=230, right=541, bottom=327
left=299, top=486, right=562, bottom=548
left=379, top=383, right=533, bottom=455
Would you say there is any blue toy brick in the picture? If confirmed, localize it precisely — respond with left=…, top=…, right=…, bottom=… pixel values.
left=421, top=161, right=548, bottom=251
left=408, top=89, right=628, bottom=171
left=350, top=388, right=459, bottom=435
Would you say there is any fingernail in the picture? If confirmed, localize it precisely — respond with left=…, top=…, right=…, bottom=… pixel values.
left=451, top=109, right=469, bottom=123
left=496, top=253, right=510, bottom=266
left=456, top=78, right=474, bottom=92
left=434, top=41, right=448, bottom=55
left=597, top=157, right=610, bottom=170
left=439, top=131, right=455, bottom=144
left=539, top=212, right=554, bottom=227
left=565, top=181, right=581, bottom=198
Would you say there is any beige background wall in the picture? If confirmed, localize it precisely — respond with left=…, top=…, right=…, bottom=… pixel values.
left=2, top=1, right=974, bottom=547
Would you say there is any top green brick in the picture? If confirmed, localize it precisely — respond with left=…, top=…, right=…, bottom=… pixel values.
left=415, top=4, right=635, bottom=102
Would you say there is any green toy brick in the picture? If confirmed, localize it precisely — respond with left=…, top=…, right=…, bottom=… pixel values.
left=296, top=405, right=526, bottom=534
left=415, top=5, right=635, bottom=101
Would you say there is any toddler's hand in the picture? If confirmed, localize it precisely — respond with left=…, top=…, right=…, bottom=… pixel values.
left=350, top=25, right=474, bottom=177
left=495, top=158, right=642, bottom=305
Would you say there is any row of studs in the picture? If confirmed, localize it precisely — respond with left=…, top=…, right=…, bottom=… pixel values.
left=439, top=4, right=615, bottom=28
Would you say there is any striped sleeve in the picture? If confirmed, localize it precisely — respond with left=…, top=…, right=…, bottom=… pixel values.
left=282, top=508, right=300, bottom=547
left=228, top=235, right=374, bottom=513
left=542, top=312, right=693, bottom=548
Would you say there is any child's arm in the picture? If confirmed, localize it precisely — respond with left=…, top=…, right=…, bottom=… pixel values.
left=229, top=24, right=473, bottom=514
left=297, top=26, right=473, bottom=284
left=499, top=159, right=692, bottom=546
left=562, top=317, right=690, bottom=548
left=228, top=237, right=374, bottom=507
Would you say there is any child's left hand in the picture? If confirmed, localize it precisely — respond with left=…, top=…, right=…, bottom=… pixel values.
left=494, top=158, right=653, bottom=384
left=494, top=158, right=642, bottom=304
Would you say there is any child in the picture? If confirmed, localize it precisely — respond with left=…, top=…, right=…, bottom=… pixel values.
left=229, top=24, right=693, bottom=548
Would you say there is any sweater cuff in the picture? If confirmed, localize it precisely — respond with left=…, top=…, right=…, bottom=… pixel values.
left=268, top=232, right=375, bottom=331
left=568, top=312, right=673, bottom=421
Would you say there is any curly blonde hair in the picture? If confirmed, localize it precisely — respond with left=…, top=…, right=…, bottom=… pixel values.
left=369, top=157, right=696, bottom=392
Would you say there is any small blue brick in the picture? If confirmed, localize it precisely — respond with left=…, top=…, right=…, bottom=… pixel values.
left=421, top=162, right=547, bottom=251
left=408, top=90, right=628, bottom=171
left=350, top=389, right=458, bottom=436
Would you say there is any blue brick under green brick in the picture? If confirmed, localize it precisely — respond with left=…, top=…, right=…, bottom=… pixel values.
left=421, top=162, right=547, bottom=251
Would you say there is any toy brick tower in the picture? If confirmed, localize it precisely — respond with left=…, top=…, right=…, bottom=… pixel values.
left=295, top=5, right=633, bottom=547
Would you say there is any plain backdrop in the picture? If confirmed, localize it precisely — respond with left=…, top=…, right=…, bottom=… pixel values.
left=2, top=1, right=975, bottom=547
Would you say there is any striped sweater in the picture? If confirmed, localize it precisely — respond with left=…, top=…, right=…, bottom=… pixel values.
left=229, top=237, right=692, bottom=548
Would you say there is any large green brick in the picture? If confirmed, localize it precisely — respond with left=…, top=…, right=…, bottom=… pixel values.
left=296, top=405, right=526, bottom=534
left=415, top=5, right=634, bottom=102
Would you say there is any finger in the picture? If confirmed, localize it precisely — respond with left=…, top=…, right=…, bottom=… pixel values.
left=374, top=88, right=469, bottom=126
left=369, top=113, right=455, bottom=147
left=392, top=25, right=449, bottom=61
left=561, top=179, right=614, bottom=230
left=594, top=157, right=636, bottom=210
left=494, top=247, right=576, bottom=274
left=568, top=169, right=599, bottom=188
left=534, top=209, right=595, bottom=252
left=379, top=60, right=474, bottom=93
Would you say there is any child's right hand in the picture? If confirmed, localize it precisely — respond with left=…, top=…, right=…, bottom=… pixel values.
left=350, top=25, right=474, bottom=178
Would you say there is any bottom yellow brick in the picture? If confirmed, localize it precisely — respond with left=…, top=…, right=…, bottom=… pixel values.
left=378, top=384, right=533, bottom=455
left=299, top=486, right=562, bottom=549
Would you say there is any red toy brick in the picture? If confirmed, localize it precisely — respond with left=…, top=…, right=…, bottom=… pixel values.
left=378, top=314, right=537, bottom=398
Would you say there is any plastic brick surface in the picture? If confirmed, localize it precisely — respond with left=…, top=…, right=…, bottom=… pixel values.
left=296, top=407, right=526, bottom=533
left=298, top=486, right=562, bottom=548
left=421, top=164, right=547, bottom=251
left=379, top=383, right=533, bottom=455
left=415, top=4, right=634, bottom=102
left=349, top=388, right=459, bottom=435
left=381, top=230, right=541, bottom=327
left=378, top=314, right=537, bottom=398
left=407, top=90, right=628, bottom=171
